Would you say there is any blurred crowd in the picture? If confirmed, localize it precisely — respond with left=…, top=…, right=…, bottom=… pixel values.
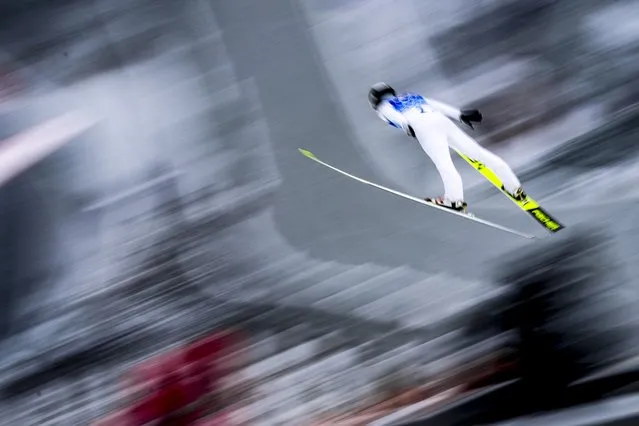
left=89, top=327, right=520, bottom=425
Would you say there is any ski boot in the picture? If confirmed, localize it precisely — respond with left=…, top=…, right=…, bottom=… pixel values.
left=424, top=196, right=468, bottom=212
left=502, top=185, right=527, bottom=202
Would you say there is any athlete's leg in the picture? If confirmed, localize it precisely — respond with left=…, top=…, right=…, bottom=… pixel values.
left=444, top=119, right=522, bottom=194
left=412, top=116, right=464, bottom=202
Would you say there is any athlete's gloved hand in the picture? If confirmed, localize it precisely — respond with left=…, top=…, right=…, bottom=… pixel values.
left=460, top=109, right=482, bottom=129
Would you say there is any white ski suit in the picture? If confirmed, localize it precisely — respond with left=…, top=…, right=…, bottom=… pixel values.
left=376, top=93, right=521, bottom=202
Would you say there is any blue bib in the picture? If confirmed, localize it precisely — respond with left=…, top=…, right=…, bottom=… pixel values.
left=388, top=93, right=427, bottom=113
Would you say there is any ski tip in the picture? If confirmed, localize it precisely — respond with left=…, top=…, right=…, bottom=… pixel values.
left=298, top=148, right=316, bottom=159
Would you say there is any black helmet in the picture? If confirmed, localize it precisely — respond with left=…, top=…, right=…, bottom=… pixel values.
left=368, top=82, right=396, bottom=109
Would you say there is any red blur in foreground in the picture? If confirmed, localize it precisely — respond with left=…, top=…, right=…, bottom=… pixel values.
left=94, top=329, right=244, bottom=426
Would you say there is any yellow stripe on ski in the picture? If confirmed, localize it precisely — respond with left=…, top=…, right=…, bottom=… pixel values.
left=455, top=150, right=564, bottom=233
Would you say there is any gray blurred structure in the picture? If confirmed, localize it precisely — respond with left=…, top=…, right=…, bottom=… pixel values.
left=0, top=0, right=638, bottom=424
left=398, top=226, right=639, bottom=426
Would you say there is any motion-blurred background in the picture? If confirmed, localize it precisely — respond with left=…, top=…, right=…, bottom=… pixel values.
left=1, top=0, right=639, bottom=424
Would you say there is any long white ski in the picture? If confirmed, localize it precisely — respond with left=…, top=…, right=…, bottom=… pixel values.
left=299, top=148, right=535, bottom=239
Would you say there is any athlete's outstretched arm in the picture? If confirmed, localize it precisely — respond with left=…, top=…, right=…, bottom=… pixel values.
left=425, top=98, right=462, bottom=120
left=427, top=98, right=483, bottom=129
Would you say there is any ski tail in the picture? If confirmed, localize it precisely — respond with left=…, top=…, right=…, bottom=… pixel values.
left=455, top=150, right=564, bottom=233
